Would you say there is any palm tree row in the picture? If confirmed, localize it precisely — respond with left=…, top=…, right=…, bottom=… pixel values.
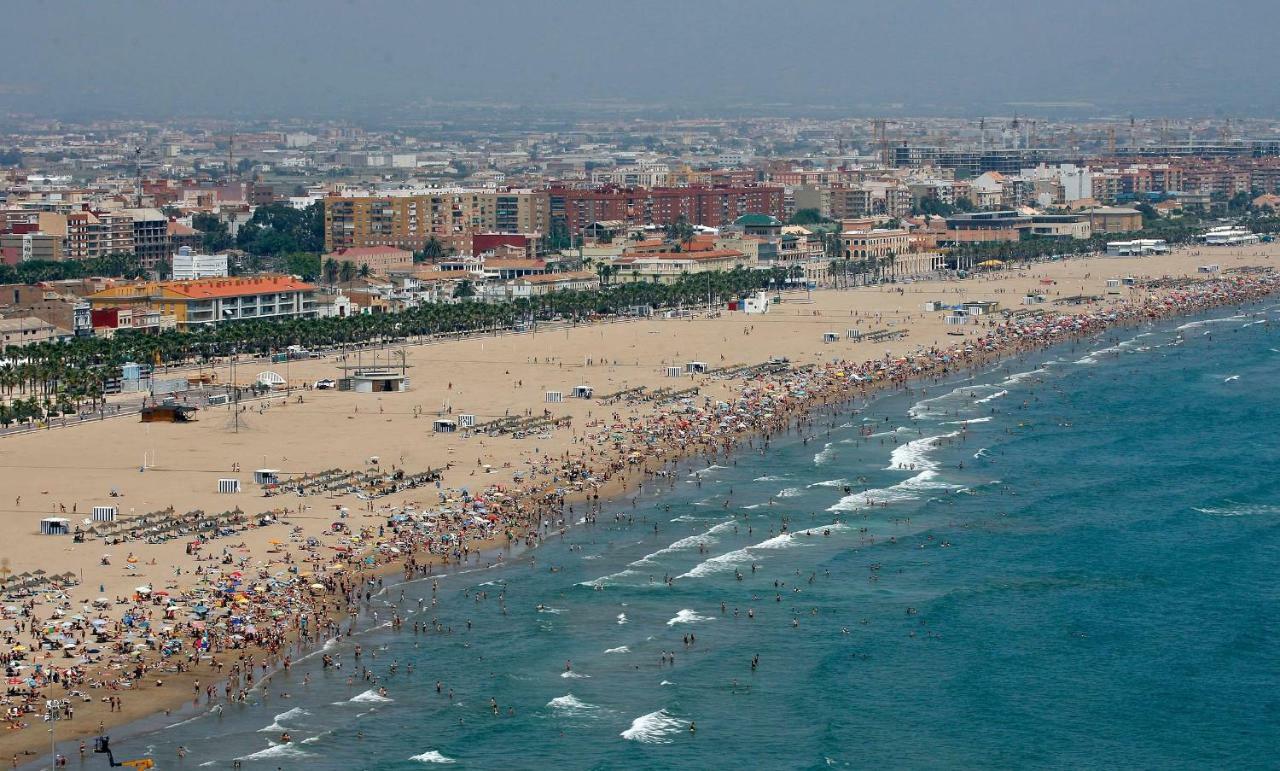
left=1, top=266, right=798, bottom=402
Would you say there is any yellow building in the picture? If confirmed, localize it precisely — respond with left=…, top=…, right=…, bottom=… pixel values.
left=87, top=276, right=316, bottom=331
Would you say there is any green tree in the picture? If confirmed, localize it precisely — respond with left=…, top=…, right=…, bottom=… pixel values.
left=323, top=258, right=340, bottom=285
left=789, top=208, right=827, bottom=225
left=192, top=213, right=232, bottom=252
left=417, top=236, right=446, bottom=262
left=285, top=252, right=322, bottom=281
left=338, top=261, right=357, bottom=284
left=358, top=263, right=372, bottom=279
left=453, top=279, right=477, bottom=299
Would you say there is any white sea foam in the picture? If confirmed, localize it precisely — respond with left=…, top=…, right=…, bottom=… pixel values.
left=941, top=416, right=993, bottom=426
left=1001, top=368, right=1040, bottom=385
left=678, top=524, right=851, bottom=575
left=676, top=548, right=752, bottom=578
left=410, top=750, right=457, bottom=764
left=666, top=609, right=714, bottom=625
left=808, top=478, right=848, bottom=488
left=620, top=709, right=685, bottom=744
left=617, top=613, right=628, bottom=625
left=660, top=680, right=674, bottom=686
left=974, top=389, right=1008, bottom=404
left=604, top=646, right=631, bottom=654
left=258, top=721, right=286, bottom=733
left=236, top=744, right=311, bottom=761
left=753, top=475, right=788, bottom=482
left=538, top=606, right=565, bottom=614
left=349, top=688, right=393, bottom=703
left=275, top=707, right=309, bottom=723
left=813, top=443, right=836, bottom=465
left=670, top=515, right=702, bottom=522
left=547, top=694, right=601, bottom=716
left=632, top=524, right=729, bottom=566
left=776, top=487, right=803, bottom=498
left=1193, top=503, right=1280, bottom=517
left=887, top=431, right=961, bottom=471
left=561, top=671, right=591, bottom=679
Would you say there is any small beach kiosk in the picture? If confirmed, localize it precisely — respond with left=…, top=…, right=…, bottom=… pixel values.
left=217, top=478, right=241, bottom=494
left=39, top=517, right=71, bottom=535
left=336, top=353, right=412, bottom=393
left=665, top=366, right=683, bottom=377
left=433, top=418, right=458, bottom=433
left=685, top=361, right=709, bottom=374
left=822, top=332, right=839, bottom=343
left=572, top=385, right=594, bottom=399
left=253, top=469, right=281, bottom=486
left=545, top=390, right=563, bottom=403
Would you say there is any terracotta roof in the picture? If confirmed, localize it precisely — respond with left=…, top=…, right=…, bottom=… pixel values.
left=163, top=276, right=315, bottom=299
left=167, top=221, right=198, bottom=236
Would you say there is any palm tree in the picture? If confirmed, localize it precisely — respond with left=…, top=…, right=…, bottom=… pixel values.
left=323, top=258, right=339, bottom=285
left=358, top=263, right=372, bottom=279
left=453, top=280, right=477, bottom=300
left=338, top=261, right=357, bottom=284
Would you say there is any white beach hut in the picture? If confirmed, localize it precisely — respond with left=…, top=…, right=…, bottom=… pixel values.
left=217, top=479, right=241, bottom=494
left=545, top=391, right=563, bottom=403
left=91, top=506, right=118, bottom=523
left=39, top=517, right=71, bottom=535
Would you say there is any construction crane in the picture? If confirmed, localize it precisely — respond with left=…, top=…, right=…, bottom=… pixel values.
left=93, top=736, right=155, bottom=769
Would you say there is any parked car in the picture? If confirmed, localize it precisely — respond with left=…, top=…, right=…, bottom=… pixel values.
left=314, top=379, right=336, bottom=390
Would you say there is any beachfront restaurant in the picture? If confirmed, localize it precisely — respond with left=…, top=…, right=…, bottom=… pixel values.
left=346, top=369, right=409, bottom=393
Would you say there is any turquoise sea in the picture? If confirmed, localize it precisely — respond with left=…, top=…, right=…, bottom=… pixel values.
left=107, top=301, right=1280, bottom=770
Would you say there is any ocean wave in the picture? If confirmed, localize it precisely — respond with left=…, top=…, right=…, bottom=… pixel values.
left=604, top=645, right=631, bottom=654
left=620, top=709, right=685, bottom=744
left=1192, top=503, right=1280, bottom=517
left=667, top=609, right=715, bottom=625
left=349, top=688, right=393, bottom=703
left=887, top=431, right=961, bottom=472
left=538, top=606, right=565, bottom=614
left=236, top=743, right=311, bottom=761
left=410, top=750, right=457, bottom=764
left=753, top=475, right=788, bottom=482
left=813, top=443, right=836, bottom=465
left=974, top=389, right=1007, bottom=405
left=631, top=521, right=731, bottom=566
left=1000, top=368, right=1041, bottom=385
left=275, top=707, right=309, bottom=723
left=547, top=694, right=602, bottom=716
left=942, top=416, right=993, bottom=426
left=678, top=524, right=851, bottom=575
left=808, top=478, right=848, bottom=488
left=689, top=465, right=728, bottom=477
left=776, top=487, right=803, bottom=498
left=258, top=721, right=286, bottom=733
left=561, top=670, right=591, bottom=679
left=617, top=613, right=628, bottom=625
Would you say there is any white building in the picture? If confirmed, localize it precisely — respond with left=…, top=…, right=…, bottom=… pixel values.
left=171, top=247, right=229, bottom=280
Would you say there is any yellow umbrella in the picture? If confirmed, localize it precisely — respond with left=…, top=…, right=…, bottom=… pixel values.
left=977, top=259, right=1004, bottom=268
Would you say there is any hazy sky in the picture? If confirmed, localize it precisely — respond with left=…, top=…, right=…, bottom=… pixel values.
left=3, top=0, right=1277, bottom=119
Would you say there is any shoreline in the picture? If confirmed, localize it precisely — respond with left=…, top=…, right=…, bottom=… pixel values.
left=51, top=275, right=1280, bottom=768
left=3, top=251, right=1278, bottom=767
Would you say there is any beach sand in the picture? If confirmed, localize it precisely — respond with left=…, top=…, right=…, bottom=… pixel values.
left=0, top=244, right=1274, bottom=762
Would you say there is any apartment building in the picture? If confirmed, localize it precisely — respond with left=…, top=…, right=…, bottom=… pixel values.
left=125, top=208, right=170, bottom=269
left=478, top=190, right=547, bottom=234
left=323, top=190, right=488, bottom=252
left=323, top=245, right=415, bottom=276
left=546, top=185, right=785, bottom=234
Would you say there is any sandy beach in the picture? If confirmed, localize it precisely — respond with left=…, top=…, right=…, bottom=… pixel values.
left=0, top=243, right=1276, bottom=764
